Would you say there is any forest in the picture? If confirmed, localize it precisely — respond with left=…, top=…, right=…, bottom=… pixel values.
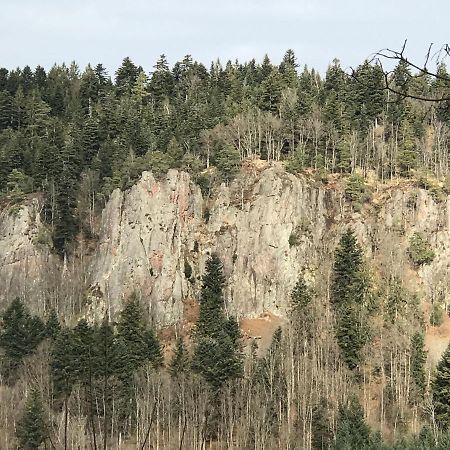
left=3, top=51, right=450, bottom=448
left=3, top=231, right=450, bottom=449
left=1, top=50, right=450, bottom=253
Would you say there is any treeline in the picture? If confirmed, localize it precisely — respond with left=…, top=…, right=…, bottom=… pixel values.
left=3, top=233, right=450, bottom=448
left=2, top=52, right=450, bottom=252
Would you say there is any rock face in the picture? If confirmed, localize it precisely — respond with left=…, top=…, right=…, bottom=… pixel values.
left=2, top=166, right=450, bottom=327
left=0, top=197, right=58, bottom=313
left=88, top=170, right=204, bottom=323
left=87, top=166, right=450, bottom=326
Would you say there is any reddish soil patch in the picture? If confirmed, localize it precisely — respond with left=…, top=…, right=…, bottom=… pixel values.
left=425, top=312, right=450, bottom=366
left=240, top=312, right=285, bottom=352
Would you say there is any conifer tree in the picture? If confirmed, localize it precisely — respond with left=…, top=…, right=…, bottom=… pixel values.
left=115, top=57, right=140, bottom=95
left=16, top=388, right=48, bottom=450
left=333, top=397, right=370, bottom=450
left=114, top=294, right=163, bottom=434
left=311, top=399, right=332, bottom=450
left=410, top=331, right=427, bottom=400
left=432, top=341, right=450, bottom=428
left=169, top=336, right=189, bottom=379
left=331, top=229, right=365, bottom=307
left=45, top=308, right=61, bottom=340
left=291, top=276, right=312, bottom=311
left=331, top=229, right=369, bottom=369
left=192, top=255, right=243, bottom=389
left=116, top=292, right=147, bottom=371
left=0, top=298, right=45, bottom=380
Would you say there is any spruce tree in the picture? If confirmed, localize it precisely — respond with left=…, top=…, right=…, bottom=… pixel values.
left=432, top=341, right=450, bottom=428
left=194, top=255, right=226, bottom=338
left=50, top=327, right=75, bottom=402
left=333, top=397, right=370, bottom=450
left=331, top=229, right=369, bottom=370
left=410, top=331, right=427, bottom=400
left=291, top=276, right=312, bottom=312
left=116, top=292, right=147, bottom=371
left=169, top=336, right=189, bottom=379
left=312, top=399, right=332, bottom=450
left=192, top=255, right=243, bottom=389
left=0, top=298, right=45, bottom=381
left=331, top=229, right=365, bottom=307
left=16, top=388, right=48, bottom=450
left=45, top=308, right=61, bottom=340
left=95, top=317, right=116, bottom=448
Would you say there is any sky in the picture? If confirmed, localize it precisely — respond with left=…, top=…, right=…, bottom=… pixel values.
left=1, top=0, right=447, bottom=76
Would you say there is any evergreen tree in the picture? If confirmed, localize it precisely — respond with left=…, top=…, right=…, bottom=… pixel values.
left=291, top=276, right=312, bottom=311
left=331, top=229, right=369, bottom=369
left=95, top=317, right=116, bottom=448
left=45, top=308, right=61, bottom=340
left=194, top=255, right=226, bottom=338
left=312, top=399, right=332, bottom=450
left=331, top=229, right=365, bottom=308
left=149, top=54, right=174, bottom=102
left=192, top=255, right=243, bottom=389
left=333, top=397, right=371, bottom=450
left=116, top=292, right=147, bottom=370
left=0, top=298, right=45, bottom=380
left=169, top=336, right=189, bottom=379
left=16, top=388, right=48, bottom=450
left=115, top=57, right=140, bottom=95
left=410, top=331, right=427, bottom=400
left=432, top=341, right=450, bottom=428
left=50, top=327, right=76, bottom=403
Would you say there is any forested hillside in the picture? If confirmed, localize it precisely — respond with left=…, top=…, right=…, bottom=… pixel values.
left=4, top=51, right=450, bottom=449
left=2, top=51, right=450, bottom=253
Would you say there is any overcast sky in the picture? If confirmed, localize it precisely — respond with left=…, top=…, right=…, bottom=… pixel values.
left=1, top=0, right=447, bottom=76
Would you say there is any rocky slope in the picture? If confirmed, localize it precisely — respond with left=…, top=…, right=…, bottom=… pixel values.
left=2, top=164, right=450, bottom=330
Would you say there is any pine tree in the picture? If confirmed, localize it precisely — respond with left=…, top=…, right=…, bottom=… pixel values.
left=16, top=388, right=48, bottom=450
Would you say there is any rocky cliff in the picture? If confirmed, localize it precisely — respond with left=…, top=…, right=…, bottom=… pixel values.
left=2, top=165, right=450, bottom=331
left=0, top=196, right=59, bottom=314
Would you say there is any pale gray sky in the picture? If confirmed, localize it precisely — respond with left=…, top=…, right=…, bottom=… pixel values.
left=1, top=0, right=446, bottom=75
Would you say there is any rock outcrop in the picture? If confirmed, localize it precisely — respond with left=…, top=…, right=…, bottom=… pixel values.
left=0, top=196, right=58, bottom=313
left=2, top=165, right=450, bottom=327
left=88, top=166, right=450, bottom=326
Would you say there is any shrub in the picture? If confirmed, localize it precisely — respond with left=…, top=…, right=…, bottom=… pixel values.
left=289, top=226, right=301, bottom=247
left=344, top=174, right=365, bottom=203
left=408, top=232, right=435, bottom=266
left=184, top=259, right=193, bottom=280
